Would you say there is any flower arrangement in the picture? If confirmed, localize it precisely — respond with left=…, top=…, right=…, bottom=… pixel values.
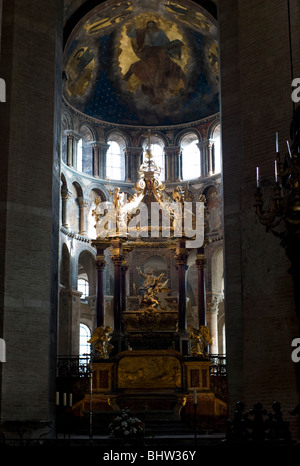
left=109, top=408, right=144, bottom=439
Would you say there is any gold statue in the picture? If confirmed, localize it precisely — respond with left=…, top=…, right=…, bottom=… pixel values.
left=88, top=326, right=114, bottom=359
left=136, top=266, right=170, bottom=311
left=188, top=325, right=212, bottom=358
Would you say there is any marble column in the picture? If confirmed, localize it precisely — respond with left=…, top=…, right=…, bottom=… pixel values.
left=196, top=247, right=206, bottom=326
left=96, top=259, right=106, bottom=328
left=121, top=263, right=128, bottom=314
left=175, top=239, right=188, bottom=331
left=111, top=239, right=124, bottom=331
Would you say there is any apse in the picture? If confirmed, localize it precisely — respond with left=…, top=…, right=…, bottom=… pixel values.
left=63, top=0, right=219, bottom=126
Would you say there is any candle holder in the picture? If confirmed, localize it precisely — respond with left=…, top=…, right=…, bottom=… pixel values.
left=254, top=137, right=300, bottom=232
left=254, top=111, right=300, bottom=330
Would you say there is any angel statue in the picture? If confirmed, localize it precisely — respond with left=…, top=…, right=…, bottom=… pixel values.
left=136, top=267, right=170, bottom=310
left=88, top=326, right=114, bottom=359
left=188, top=325, right=212, bottom=358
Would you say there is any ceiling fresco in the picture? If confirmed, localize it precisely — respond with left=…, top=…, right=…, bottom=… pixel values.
left=63, top=0, right=219, bottom=126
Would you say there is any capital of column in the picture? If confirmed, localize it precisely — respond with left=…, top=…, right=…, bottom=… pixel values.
left=174, top=242, right=188, bottom=265
left=96, top=258, right=106, bottom=270
left=111, top=255, right=123, bottom=266
left=61, top=187, right=70, bottom=201
left=77, top=196, right=89, bottom=208
left=196, top=254, right=206, bottom=269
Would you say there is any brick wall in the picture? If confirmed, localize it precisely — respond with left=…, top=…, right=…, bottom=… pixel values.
left=219, top=0, right=300, bottom=437
left=0, top=0, right=63, bottom=432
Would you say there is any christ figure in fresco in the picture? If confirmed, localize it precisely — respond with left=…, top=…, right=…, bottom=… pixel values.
left=124, top=20, right=186, bottom=104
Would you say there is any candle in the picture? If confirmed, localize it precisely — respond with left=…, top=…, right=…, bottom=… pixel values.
left=274, top=160, right=278, bottom=182
left=63, top=393, right=67, bottom=406
left=193, top=389, right=197, bottom=404
left=56, top=392, right=59, bottom=406
left=286, top=140, right=292, bottom=159
left=256, top=167, right=260, bottom=188
left=69, top=393, right=72, bottom=407
left=276, top=131, right=279, bottom=153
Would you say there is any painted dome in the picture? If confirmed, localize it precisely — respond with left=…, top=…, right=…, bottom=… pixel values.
left=63, top=0, right=219, bottom=126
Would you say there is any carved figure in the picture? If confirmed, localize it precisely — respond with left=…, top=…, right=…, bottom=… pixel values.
left=188, top=325, right=212, bottom=357
left=88, top=326, right=114, bottom=359
left=137, top=267, right=170, bottom=310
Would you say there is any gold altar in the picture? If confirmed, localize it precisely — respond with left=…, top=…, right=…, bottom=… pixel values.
left=72, top=134, right=227, bottom=429
left=73, top=349, right=226, bottom=423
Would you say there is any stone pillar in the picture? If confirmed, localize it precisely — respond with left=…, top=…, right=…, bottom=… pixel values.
left=78, top=197, right=88, bottom=236
left=66, top=132, right=74, bottom=167
left=165, top=146, right=180, bottom=182
left=98, top=142, right=109, bottom=179
left=207, top=141, right=214, bottom=176
left=125, top=150, right=131, bottom=182
left=58, top=288, right=82, bottom=356
left=92, top=142, right=100, bottom=177
left=91, top=240, right=110, bottom=328
left=206, top=292, right=219, bottom=354
left=126, top=147, right=142, bottom=181
left=197, top=140, right=206, bottom=177
left=196, top=248, right=206, bottom=326
left=61, top=186, right=70, bottom=229
left=175, top=148, right=182, bottom=181
left=0, top=0, right=63, bottom=436
left=175, top=239, right=188, bottom=331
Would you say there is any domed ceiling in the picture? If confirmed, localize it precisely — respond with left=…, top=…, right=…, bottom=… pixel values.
left=63, top=0, right=219, bottom=126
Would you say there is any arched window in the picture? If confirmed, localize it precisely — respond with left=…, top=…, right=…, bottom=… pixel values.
left=143, top=139, right=165, bottom=181
left=212, top=124, right=221, bottom=174
left=181, top=133, right=201, bottom=180
left=78, top=277, right=89, bottom=300
left=106, top=137, right=125, bottom=180
left=79, top=323, right=91, bottom=358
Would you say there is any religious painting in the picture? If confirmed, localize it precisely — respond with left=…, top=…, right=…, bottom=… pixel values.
left=63, top=0, right=219, bottom=126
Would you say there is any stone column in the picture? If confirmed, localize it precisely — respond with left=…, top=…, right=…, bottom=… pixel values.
left=61, top=186, right=70, bottom=229
left=78, top=197, right=88, bottom=236
left=207, top=141, right=214, bottom=176
left=98, top=142, right=109, bottom=179
left=205, top=292, right=219, bottom=354
left=196, top=248, right=206, bottom=326
left=126, top=147, right=142, bottom=182
left=67, top=132, right=75, bottom=167
left=175, top=239, right=188, bottom=331
left=197, top=140, right=206, bottom=177
left=165, top=146, right=181, bottom=182
left=125, top=150, right=131, bottom=182
left=92, top=142, right=100, bottom=177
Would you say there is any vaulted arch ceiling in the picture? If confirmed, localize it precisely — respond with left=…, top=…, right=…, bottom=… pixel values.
left=63, top=0, right=219, bottom=126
